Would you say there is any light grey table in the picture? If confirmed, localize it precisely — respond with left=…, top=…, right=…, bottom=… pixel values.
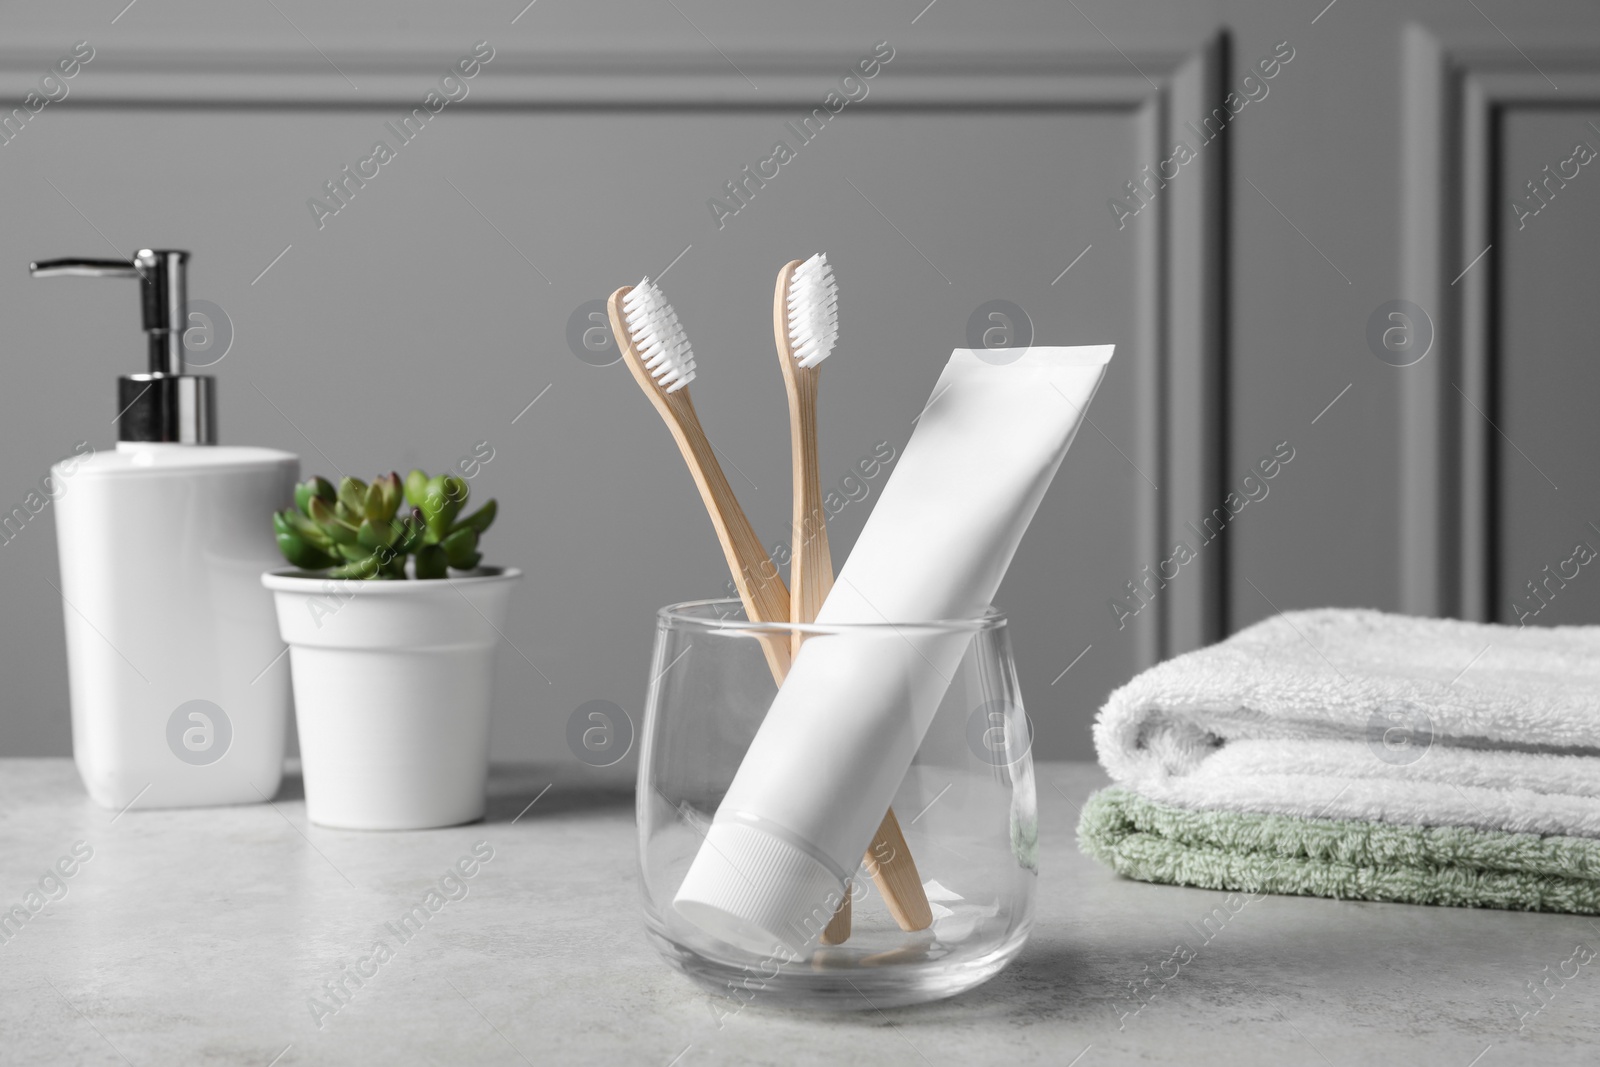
left=2, top=759, right=1596, bottom=1066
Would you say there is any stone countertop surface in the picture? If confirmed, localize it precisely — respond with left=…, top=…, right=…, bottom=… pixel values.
left=1, top=759, right=1597, bottom=1066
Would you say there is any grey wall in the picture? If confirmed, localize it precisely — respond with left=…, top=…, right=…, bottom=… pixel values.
left=1497, top=109, right=1600, bottom=626
left=1, top=0, right=1597, bottom=768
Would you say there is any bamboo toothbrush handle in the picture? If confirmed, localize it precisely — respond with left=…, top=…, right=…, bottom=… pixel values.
left=866, top=809, right=928, bottom=930
left=660, top=390, right=793, bottom=679
left=787, top=370, right=833, bottom=655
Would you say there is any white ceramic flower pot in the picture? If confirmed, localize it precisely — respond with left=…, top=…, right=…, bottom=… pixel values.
left=261, top=567, right=521, bottom=830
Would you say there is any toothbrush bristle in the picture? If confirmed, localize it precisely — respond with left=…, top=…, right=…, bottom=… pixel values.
left=786, top=253, right=839, bottom=369
left=621, top=276, right=697, bottom=393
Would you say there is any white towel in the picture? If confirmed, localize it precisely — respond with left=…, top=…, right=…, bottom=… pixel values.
left=1093, top=609, right=1600, bottom=838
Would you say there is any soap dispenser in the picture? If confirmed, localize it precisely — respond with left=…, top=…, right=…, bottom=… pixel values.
left=34, top=250, right=298, bottom=810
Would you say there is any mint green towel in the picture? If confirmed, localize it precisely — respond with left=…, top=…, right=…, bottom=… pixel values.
left=1078, top=788, right=1600, bottom=915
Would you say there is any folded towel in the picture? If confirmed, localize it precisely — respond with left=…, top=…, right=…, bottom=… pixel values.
left=1093, top=608, right=1600, bottom=839
left=1079, top=788, right=1600, bottom=914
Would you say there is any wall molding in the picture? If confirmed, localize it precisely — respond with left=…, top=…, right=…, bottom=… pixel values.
left=1, top=35, right=1228, bottom=664
left=1401, top=25, right=1600, bottom=621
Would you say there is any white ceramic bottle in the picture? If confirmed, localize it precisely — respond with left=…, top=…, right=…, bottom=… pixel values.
left=35, top=250, right=297, bottom=810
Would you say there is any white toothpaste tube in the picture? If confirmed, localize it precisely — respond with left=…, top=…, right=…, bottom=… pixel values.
left=673, top=344, right=1113, bottom=957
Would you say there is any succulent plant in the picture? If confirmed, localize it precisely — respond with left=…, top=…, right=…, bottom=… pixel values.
left=272, top=470, right=497, bottom=579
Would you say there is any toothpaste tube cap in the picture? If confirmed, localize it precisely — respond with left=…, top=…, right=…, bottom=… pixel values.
left=672, top=820, right=845, bottom=959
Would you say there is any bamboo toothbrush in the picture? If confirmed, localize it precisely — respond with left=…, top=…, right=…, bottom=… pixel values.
left=609, top=274, right=929, bottom=942
left=775, top=254, right=838, bottom=664
left=607, top=277, right=791, bottom=681
left=774, top=254, right=933, bottom=938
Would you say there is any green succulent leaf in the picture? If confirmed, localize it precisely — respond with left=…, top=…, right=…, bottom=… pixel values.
left=356, top=518, right=401, bottom=551
left=414, top=543, right=448, bottom=579
left=294, top=476, right=336, bottom=516
left=329, top=555, right=381, bottom=580
left=441, top=527, right=479, bottom=570
left=283, top=508, right=333, bottom=548
left=337, top=476, right=369, bottom=516
left=390, top=508, right=426, bottom=555
left=423, top=475, right=469, bottom=543
left=275, top=530, right=338, bottom=570
left=333, top=516, right=355, bottom=538
left=335, top=542, right=371, bottom=563
left=308, top=497, right=359, bottom=545
left=276, top=510, right=335, bottom=555
left=405, top=469, right=430, bottom=510
left=363, top=482, right=385, bottom=524
left=306, top=495, right=335, bottom=526
left=450, top=498, right=497, bottom=536
left=375, top=473, right=402, bottom=521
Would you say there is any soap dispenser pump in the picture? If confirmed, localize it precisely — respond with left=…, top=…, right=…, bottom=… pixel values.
left=35, top=249, right=299, bottom=810
left=32, top=250, right=214, bottom=443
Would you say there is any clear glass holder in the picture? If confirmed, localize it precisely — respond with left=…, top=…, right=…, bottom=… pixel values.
left=636, top=599, right=1038, bottom=1010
